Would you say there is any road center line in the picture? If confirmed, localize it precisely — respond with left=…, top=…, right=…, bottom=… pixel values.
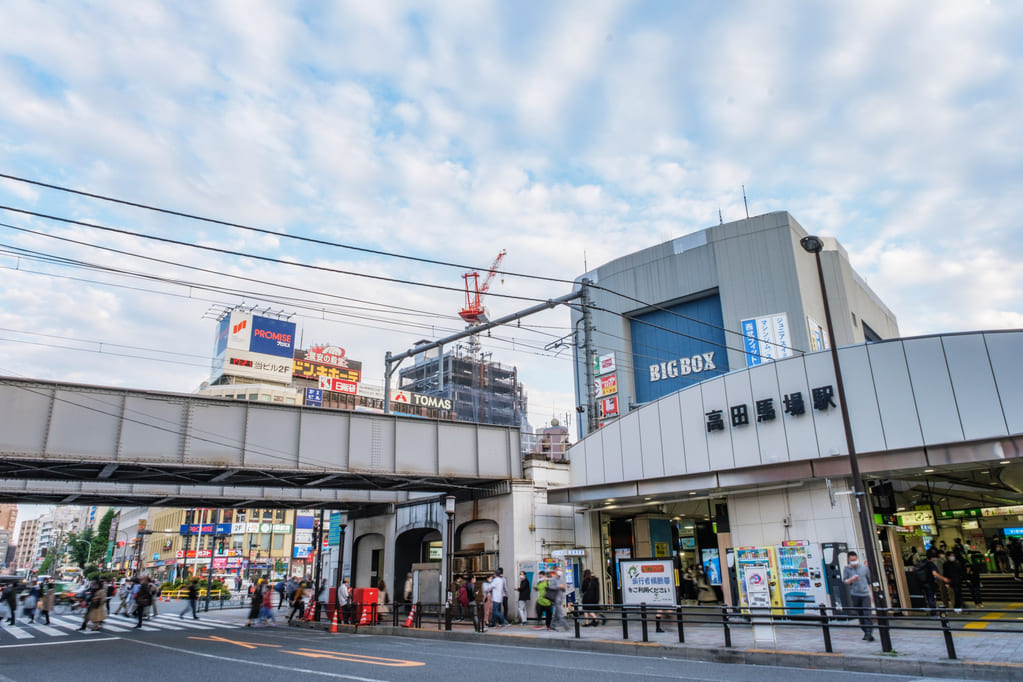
left=130, top=638, right=387, bottom=681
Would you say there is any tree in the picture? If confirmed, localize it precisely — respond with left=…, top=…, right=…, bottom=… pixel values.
left=39, top=552, right=55, bottom=575
left=67, top=527, right=96, bottom=569
left=92, top=509, right=115, bottom=567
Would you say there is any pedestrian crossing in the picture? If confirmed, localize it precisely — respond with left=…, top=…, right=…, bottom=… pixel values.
left=0, top=612, right=245, bottom=643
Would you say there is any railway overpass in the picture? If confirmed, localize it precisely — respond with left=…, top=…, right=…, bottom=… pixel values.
left=0, top=377, right=522, bottom=508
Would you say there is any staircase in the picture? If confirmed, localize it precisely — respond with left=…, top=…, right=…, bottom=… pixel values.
left=979, top=574, right=1023, bottom=604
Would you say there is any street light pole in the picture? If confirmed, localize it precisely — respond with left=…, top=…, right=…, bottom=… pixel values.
left=444, top=496, right=456, bottom=632
left=800, top=235, right=891, bottom=652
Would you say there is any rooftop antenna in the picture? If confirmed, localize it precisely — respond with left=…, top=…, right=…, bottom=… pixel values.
left=583, top=250, right=588, bottom=271
left=718, top=208, right=724, bottom=225
left=742, top=185, right=750, bottom=219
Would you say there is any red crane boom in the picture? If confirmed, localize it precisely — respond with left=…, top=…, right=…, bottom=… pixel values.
left=459, top=249, right=506, bottom=325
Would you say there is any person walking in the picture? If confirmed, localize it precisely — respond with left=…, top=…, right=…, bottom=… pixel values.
left=403, top=572, right=413, bottom=604
left=1008, top=537, right=1023, bottom=581
left=944, top=550, right=965, bottom=611
left=964, top=557, right=984, bottom=608
left=546, top=567, right=568, bottom=631
left=581, top=569, right=602, bottom=626
left=148, top=580, right=159, bottom=617
left=489, top=569, right=509, bottom=627
left=246, top=581, right=262, bottom=627
left=22, top=581, right=39, bottom=623
left=458, top=575, right=473, bottom=625
left=516, top=571, right=530, bottom=625
left=179, top=578, right=200, bottom=620
left=78, top=580, right=98, bottom=631
left=376, top=580, right=390, bottom=624
left=338, top=577, right=352, bottom=624
left=842, top=551, right=875, bottom=642
left=38, top=581, right=54, bottom=625
left=259, top=581, right=277, bottom=626
left=287, top=579, right=307, bottom=623
left=86, top=581, right=107, bottom=632
left=695, top=569, right=717, bottom=605
left=533, top=571, right=553, bottom=630
left=482, top=575, right=494, bottom=627
left=914, top=550, right=948, bottom=614
left=134, top=577, right=153, bottom=629
left=2, top=580, right=19, bottom=624
left=284, top=577, right=299, bottom=610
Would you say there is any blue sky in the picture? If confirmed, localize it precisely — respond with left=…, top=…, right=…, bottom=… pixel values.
left=1, top=0, right=1021, bottom=436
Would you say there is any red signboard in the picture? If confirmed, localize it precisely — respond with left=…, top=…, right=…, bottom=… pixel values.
left=599, top=374, right=618, bottom=397
left=175, top=549, right=212, bottom=559
left=318, top=377, right=358, bottom=395
left=599, top=396, right=620, bottom=419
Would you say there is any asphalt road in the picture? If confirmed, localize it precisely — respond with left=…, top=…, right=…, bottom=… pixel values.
left=0, top=609, right=941, bottom=682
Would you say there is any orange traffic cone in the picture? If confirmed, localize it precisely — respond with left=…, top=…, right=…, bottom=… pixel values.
left=358, top=602, right=370, bottom=626
left=403, top=603, right=417, bottom=628
left=330, top=607, right=339, bottom=633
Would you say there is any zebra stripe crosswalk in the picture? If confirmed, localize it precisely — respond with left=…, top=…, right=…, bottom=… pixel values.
left=0, top=612, right=243, bottom=643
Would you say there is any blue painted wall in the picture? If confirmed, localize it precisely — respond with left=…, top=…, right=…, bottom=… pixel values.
left=630, top=295, right=729, bottom=403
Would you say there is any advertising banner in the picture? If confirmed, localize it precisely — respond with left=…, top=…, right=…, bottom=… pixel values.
left=593, top=353, right=616, bottom=376
left=701, top=548, right=722, bottom=586
left=599, top=395, right=619, bottom=419
left=221, top=348, right=294, bottom=383
left=743, top=567, right=772, bottom=608
left=619, top=558, right=676, bottom=606
left=179, top=523, right=232, bottom=536
left=249, top=315, right=297, bottom=359
left=741, top=312, right=794, bottom=367
left=226, top=310, right=252, bottom=351
left=295, top=529, right=313, bottom=545
left=328, top=512, right=343, bottom=547
left=293, top=545, right=313, bottom=559
left=293, top=348, right=362, bottom=382
left=596, top=373, right=618, bottom=397
left=319, top=376, right=358, bottom=395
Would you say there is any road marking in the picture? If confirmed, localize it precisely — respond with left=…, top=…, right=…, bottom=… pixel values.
left=0, top=637, right=119, bottom=649
left=137, top=619, right=186, bottom=631
left=22, top=622, right=67, bottom=637
left=1, top=626, right=34, bottom=639
left=155, top=617, right=218, bottom=630
left=285, top=648, right=425, bottom=667
left=130, top=638, right=387, bottom=681
left=187, top=635, right=282, bottom=649
left=964, top=611, right=1006, bottom=630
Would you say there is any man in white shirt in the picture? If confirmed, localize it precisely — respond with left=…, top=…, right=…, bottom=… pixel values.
left=490, top=569, right=509, bottom=627
left=337, top=577, right=352, bottom=624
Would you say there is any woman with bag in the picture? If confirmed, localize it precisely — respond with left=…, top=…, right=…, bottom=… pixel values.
left=87, top=581, right=107, bottom=632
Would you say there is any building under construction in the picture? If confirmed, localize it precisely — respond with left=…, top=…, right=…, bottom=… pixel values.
left=398, top=346, right=528, bottom=428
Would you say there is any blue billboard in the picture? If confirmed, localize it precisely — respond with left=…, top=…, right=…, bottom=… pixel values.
left=630, top=294, right=728, bottom=404
left=248, top=315, right=297, bottom=359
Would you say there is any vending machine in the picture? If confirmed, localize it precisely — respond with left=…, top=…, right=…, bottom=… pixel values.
left=774, top=540, right=829, bottom=613
left=734, top=546, right=783, bottom=611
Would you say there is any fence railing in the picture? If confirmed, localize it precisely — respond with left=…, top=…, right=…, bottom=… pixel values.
left=562, top=602, right=1022, bottom=660
left=297, top=598, right=1021, bottom=660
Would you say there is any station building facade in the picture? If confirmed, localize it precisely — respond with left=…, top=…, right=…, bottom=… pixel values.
left=556, top=212, right=1018, bottom=610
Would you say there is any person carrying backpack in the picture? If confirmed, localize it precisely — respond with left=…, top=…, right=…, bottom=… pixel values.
left=914, top=550, right=949, bottom=613
left=533, top=571, right=552, bottom=630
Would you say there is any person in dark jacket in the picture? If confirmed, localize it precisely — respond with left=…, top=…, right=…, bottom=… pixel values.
left=179, top=578, right=199, bottom=620
left=944, top=551, right=965, bottom=611
left=516, top=571, right=530, bottom=625
left=134, top=577, right=153, bottom=629
left=580, top=569, right=602, bottom=626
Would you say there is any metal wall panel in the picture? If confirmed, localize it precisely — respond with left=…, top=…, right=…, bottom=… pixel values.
left=837, top=345, right=885, bottom=453
left=803, top=351, right=846, bottom=457
left=985, top=332, right=1023, bottom=435
left=569, top=440, right=587, bottom=487
left=245, top=405, right=301, bottom=470
left=438, top=422, right=477, bottom=477
left=184, top=402, right=246, bottom=467
left=701, top=379, right=734, bottom=470
left=601, top=420, right=625, bottom=483
left=46, top=390, right=123, bottom=460
left=724, top=371, right=760, bottom=468
left=395, top=419, right=438, bottom=475
left=748, top=362, right=788, bottom=464
left=868, top=341, right=924, bottom=450
left=585, top=436, right=605, bottom=486
left=657, top=392, right=686, bottom=476
left=679, top=383, right=709, bottom=472
left=119, top=396, right=186, bottom=462
left=775, top=355, right=818, bottom=460
left=298, top=410, right=350, bottom=470
left=635, top=405, right=664, bottom=479
left=0, top=383, right=51, bottom=453
left=942, top=335, right=1008, bottom=440
left=903, top=336, right=964, bottom=446
left=477, top=427, right=512, bottom=478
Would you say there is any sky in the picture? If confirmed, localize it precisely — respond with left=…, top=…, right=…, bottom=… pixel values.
left=1, top=0, right=1021, bottom=440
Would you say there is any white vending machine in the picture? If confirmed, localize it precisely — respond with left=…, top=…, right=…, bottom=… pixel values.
left=774, top=540, right=830, bottom=614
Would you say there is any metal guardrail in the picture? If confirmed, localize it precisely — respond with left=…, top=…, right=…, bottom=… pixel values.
left=563, top=602, right=1022, bottom=660
left=299, top=598, right=1021, bottom=661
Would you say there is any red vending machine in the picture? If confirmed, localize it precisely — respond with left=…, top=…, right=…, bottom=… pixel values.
left=351, top=587, right=379, bottom=625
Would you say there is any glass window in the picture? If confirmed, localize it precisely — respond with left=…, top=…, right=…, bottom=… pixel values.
left=272, top=535, right=284, bottom=550
left=248, top=394, right=258, bottom=400
left=260, top=534, right=271, bottom=550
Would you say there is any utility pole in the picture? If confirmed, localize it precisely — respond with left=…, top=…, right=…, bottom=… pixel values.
left=580, top=279, right=599, bottom=434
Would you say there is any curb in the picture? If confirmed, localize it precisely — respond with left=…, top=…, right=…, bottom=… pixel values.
left=289, top=620, right=1023, bottom=681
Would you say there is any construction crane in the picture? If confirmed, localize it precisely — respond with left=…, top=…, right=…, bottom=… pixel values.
left=459, top=249, right=506, bottom=326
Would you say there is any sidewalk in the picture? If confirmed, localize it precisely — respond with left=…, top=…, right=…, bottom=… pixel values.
left=292, top=607, right=1023, bottom=681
